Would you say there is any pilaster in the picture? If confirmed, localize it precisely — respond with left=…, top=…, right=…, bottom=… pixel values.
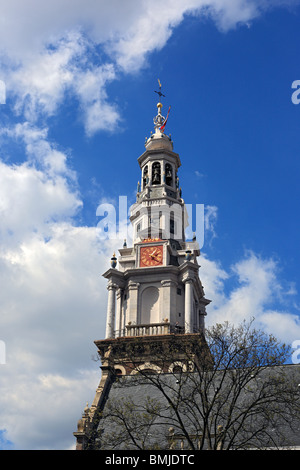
left=160, top=279, right=177, bottom=324
left=127, top=281, right=140, bottom=327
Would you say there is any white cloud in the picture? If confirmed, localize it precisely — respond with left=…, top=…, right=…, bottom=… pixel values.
left=202, top=251, right=300, bottom=343
left=0, top=0, right=143, bottom=60
left=0, top=123, right=82, bottom=247
left=204, top=205, right=218, bottom=244
left=259, top=311, right=300, bottom=344
left=0, top=117, right=118, bottom=448
left=6, top=32, right=121, bottom=134
left=0, top=221, right=115, bottom=449
left=1, top=367, right=100, bottom=450
left=0, top=161, right=80, bottom=243
left=195, top=170, right=205, bottom=178
left=9, top=31, right=82, bottom=119
left=199, top=254, right=229, bottom=307
left=0, top=0, right=299, bottom=450
left=1, top=0, right=297, bottom=132
left=74, top=64, right=121, bottom=135
left=105, top=0, right=300, bottom=71
left=6, top=122, right=74, bottom=177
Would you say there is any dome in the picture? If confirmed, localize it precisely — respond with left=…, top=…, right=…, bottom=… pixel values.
left=145, top=131, right=173, bottom=151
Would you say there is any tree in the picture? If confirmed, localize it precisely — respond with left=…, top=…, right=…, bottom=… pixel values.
left=95, top=320, right=300, bottom=450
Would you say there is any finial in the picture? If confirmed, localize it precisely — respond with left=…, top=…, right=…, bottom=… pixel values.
left=153, top=80, right=172, bottom=134
left=153, top=80, right=164, bottom=128
left=145, top=80, right=173, bottom=149
left=111, top=253, right=117, bottom=268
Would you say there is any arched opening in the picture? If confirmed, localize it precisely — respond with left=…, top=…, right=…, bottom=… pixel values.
left=130, top=362, right=162, bottom=375
left=152, top=162, right=161, bottom=185
left=143, top=165, right=148, bottom=189
left=172, top=365, right=183, bottom=374
left=165, top=163, right=173, bottom=186
left=140, top=286, right=160, bottom=324
left=168, top=361, right=187, bottom=374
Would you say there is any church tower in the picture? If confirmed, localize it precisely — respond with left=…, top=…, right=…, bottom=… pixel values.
left=74, top=84, right=211, bottom=450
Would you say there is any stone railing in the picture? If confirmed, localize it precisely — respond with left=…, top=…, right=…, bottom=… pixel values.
left=125, top=322, right=171, bottom=337
left=125, top=322, right=185, bottom=337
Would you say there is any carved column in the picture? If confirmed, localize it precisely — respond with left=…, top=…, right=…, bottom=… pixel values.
left=198, top=304, right=206, bottom=332
left=199, top=310, right=204, bottom=331
left=105, top=282, right=117, bottom=339
left=115, top=288, right=123, bottom=337
left=184, top=278, right=193, bottom=333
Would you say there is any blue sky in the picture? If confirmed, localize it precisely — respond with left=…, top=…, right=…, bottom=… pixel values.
left=1, top=0, right=300, bottom=450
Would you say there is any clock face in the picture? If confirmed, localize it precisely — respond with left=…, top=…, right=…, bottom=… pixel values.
left=140, top=245, right=163, bottom=267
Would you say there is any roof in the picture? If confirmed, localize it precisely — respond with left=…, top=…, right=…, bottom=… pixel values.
left=93, top=364, right=300, bottom=450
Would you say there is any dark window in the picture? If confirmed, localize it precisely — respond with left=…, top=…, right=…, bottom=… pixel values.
left=170, top=218, right=175, bottom=235
left=165, top=163, right=173, bottom=186
left=143, top=166, right=148, bottom=189
left=152, top=162, right=161, bottom=185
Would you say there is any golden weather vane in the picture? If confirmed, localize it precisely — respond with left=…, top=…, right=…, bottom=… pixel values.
left=153, top=79, right=171, bottom=133
left=154, top=78, right=166, bottom=102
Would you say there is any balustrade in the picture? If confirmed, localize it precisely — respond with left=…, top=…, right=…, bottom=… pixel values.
left=125, top=322, right=185, bottom=337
